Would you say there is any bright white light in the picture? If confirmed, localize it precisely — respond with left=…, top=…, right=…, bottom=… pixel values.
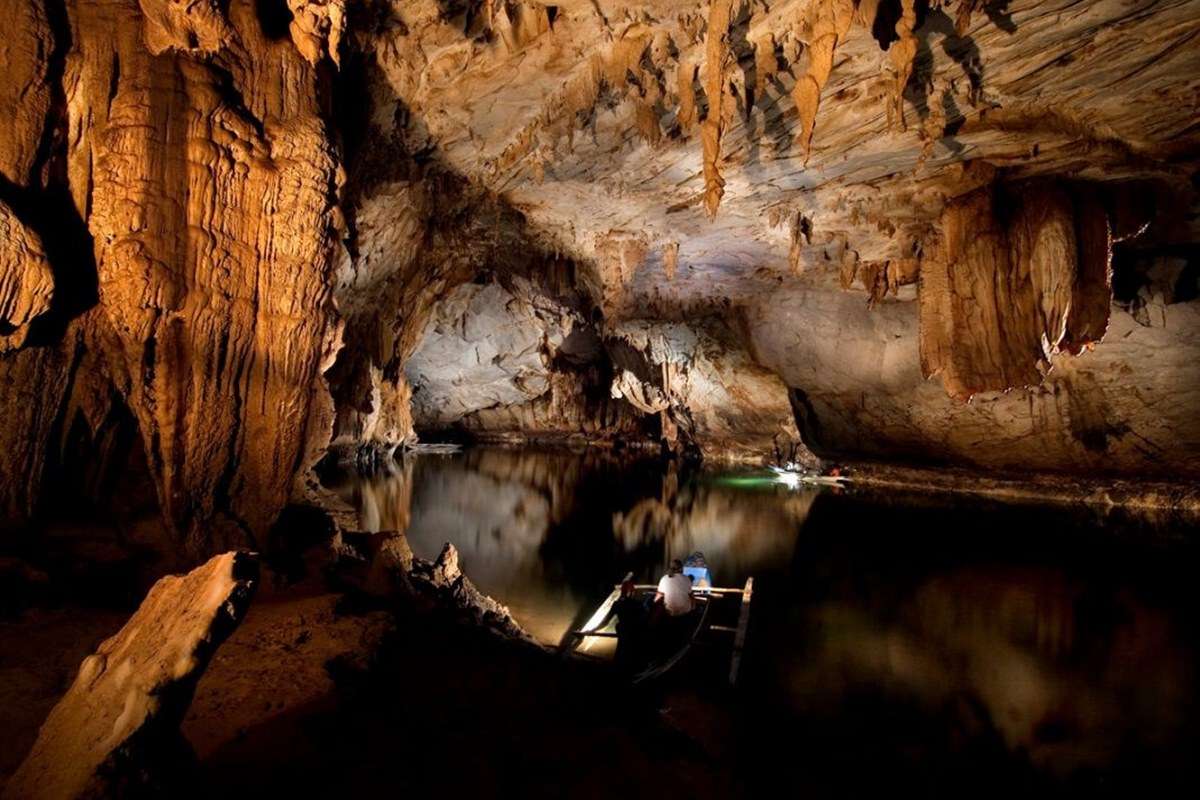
left=775, top=471, right=802, bottom=489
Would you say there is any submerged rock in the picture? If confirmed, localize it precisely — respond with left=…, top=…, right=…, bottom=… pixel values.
left=5, top=552, right=259, bottom=800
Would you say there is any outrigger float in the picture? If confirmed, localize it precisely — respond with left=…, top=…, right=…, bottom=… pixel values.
left=559, top=555, right=754, bottom=686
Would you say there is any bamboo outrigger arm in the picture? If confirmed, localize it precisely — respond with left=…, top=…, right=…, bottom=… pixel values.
left=728, top=577, right=753, bottom=686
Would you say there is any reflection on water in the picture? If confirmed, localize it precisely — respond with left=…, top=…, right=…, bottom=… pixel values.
left=323, top=447, right=1198, bottom=791
left=325, top=449, right=804, bottom=643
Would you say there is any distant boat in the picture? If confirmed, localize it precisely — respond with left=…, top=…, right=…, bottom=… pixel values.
left=559, top=554, right=754, bottom=686
left=769, top=464, right=851, bottom=488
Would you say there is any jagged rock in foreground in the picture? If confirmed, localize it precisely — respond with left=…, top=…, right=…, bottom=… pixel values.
left=4, top=552, right=258, bottom=800
left=408, top=543, right=536, bottom=644
left=335, top=530, right=534, bottom=645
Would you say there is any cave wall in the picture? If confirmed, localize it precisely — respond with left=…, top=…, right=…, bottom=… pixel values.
left=1, top=0, right=346, bottom=550
left=403, top=276, right=806, bottom=461
left=746, top=279, right=1200, bottom=477
left=605, top=318, right=808, bottom=462
left=78, top=0, right=344, bottom=547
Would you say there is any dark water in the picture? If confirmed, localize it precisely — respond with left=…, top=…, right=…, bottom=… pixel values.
left=322, top=447, right=1199, bottom=794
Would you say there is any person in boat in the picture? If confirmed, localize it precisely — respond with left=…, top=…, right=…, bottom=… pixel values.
left=654, top=559, right=694, bottom=617
left=613, top=579, right=647, bottom=674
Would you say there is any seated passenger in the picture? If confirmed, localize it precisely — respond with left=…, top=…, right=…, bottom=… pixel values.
left=613, top=580, right=646, bottom=673
left=654, top=559, right=694, bottom=617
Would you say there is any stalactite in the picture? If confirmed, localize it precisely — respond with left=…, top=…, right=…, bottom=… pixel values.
left=663, top=241, right=680, bottom=280
left=919, top=182, right=1117, bottom=399
left=635, top=100, right=662, bottom=145
left=677, top=59, right=699, bottom=130
left=788, top=212, right=807, bottom=275
left=792, top=0, right=856, bottom=162
left=955, top=0, right=983, bottom=35
left=860, top=258, right=919, bottom=307
left=1008, top=182, right=1078, bottom=354
left=918, top=188, right=1043, bottom=400
left=839, top=251, right=859, bottom=290
left=886, top=0, right=918, bottom=132
left=1061, top=196, right=1114, bottom=354
left=701, top=0, right=735, bottom=220
left=753, top=33, right=778, bottom=103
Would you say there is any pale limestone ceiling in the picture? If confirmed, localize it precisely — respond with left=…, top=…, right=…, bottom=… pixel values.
left=357, top=0, right=1200, bottom=314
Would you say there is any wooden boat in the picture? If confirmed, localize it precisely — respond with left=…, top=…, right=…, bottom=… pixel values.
left=559, top=562, right=754, bottom=686
left=769, top=465, right=850, bottom=488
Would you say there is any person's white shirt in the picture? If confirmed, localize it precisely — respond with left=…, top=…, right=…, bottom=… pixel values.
left=657, top=572, right=693, bottom=616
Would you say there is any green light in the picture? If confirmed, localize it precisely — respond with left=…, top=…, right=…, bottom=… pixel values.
left=709, top=473, right=781, bottom=489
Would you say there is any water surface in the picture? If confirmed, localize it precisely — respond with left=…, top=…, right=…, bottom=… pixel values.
left=323, top=447, right=1198, bottom=793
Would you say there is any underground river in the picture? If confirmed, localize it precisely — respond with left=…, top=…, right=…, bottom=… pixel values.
left=320, top=446, right=1199, bottom=794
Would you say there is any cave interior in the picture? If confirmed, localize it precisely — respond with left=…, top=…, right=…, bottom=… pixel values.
left=0, top=1, right=1198, bottom=797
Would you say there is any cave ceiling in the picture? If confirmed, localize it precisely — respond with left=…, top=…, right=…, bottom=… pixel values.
left=349, top=0, right=1200, bottom=314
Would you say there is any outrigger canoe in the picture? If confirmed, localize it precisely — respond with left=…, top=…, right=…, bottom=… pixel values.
left=769, top=465, right=851, bottom=488
left=559, top=559, right=754, bottom=686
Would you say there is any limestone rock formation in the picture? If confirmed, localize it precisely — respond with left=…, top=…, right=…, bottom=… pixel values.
left=403, top=278, right=804, bottom=460
left=407, top=542, right=536, bottom=643
left=607, top=318, right=808, bottom=462
left=79, top=0, right=344, bottom=548
left=406, top=279, right=578, bottom=426
left=4, top=551, right=258, bottom=800
left=0, top=0, right=54, bottom=186
left=1, top=0, right=1198, bottom=540
left=0, top=0, right=345, bottom=549
left=919, top=180, right=1116, bottom=399
left=399, top=274, right=649, bottom=443
left=0, top=202, right=53, bottom=351
left=747, top=282, right=1200, bottom=478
